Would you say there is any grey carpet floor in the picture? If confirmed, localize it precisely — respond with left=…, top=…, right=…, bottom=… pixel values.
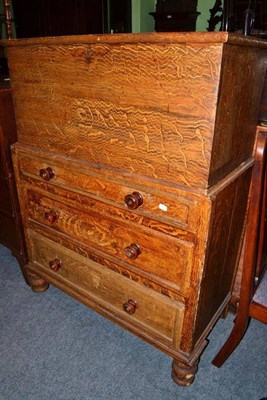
left=0, top=244, right=266, bottom=400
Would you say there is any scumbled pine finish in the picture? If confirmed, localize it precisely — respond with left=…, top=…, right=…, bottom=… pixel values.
left=2, top=32, right=267, bottom=386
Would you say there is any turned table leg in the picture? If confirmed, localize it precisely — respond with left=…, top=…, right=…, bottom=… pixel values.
left=28, top=271, right=49, bottom=292
left=171, top=358, right=199, bottom=386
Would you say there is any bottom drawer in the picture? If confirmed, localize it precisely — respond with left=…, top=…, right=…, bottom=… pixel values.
left=28, top=230, right=184, bottom=347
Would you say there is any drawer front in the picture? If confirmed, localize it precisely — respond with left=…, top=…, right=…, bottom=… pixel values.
left=17, top=148, right=202, bottom=233
left=26, top=189, right=195, bottom=295
left=29, top=230, right=184, bottom=346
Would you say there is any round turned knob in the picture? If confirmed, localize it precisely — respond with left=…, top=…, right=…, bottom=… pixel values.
left=39, top=167, right=55, bottom=181
left=124, top=243, right=141, bottom=260
left=45, top=210, right=58, bottom=224
left=124, top=192, right=143, bottom=210
left=49, top=258, right=62, bottom=272
left=123, top=299, right=137, bottom=315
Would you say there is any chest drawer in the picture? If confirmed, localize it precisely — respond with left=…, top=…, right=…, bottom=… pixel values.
left=15, top=146, right=203, bottom=233
left=26, top=188, right=195, bottom=296
left=28, top=230, right=184, bottom=347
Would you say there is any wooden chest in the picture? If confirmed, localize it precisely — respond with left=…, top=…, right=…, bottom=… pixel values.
left=2, top=32, right=267, bottom=386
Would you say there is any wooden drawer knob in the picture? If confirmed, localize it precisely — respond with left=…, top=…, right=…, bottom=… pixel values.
left=123, top=299, right=137, bottom=315
left=39, top=167, right=55, bottom=181
left=124, top=243, right=141, bottom=259
left=124, top=192, right=143, bottom=210
left=45, top=210, right=58, bottom=224
left=49, top=258, right=62, bottom=272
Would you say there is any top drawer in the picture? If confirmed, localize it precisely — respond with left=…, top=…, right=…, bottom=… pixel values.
left=14, top=146, right=207, bottom=235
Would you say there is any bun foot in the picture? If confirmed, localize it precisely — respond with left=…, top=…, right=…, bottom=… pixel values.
left=28, top=271, right=49, bottom=292
left=171, top=359, right=198, bottom=386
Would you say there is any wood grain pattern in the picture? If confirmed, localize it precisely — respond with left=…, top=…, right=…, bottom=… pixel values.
left=209, top=45, right=267, bottom=185
left=17, top=147, right=202, bottom=233
left=29, top=230, right=185, bottom=347
left=12, top=144, right=206, bottom=302
left=4, top=32, right=267, bottom=386
left=26, top=188, right=195, bottom=296
left=23, top=176, right=196, bottom=242
left=7, top=41, right=223, bottom=189
left=193, top=168, right=252, bottom=345
left=27, top=221, right=187, bottom=303
left=3, top=31, right=267, bottom=46
left=5, top=34, right=266, bottom=190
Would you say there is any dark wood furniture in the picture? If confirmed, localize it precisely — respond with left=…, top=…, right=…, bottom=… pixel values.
left=231, top=79, right=267, bottom=308
left=213, top=128, right=267, bottom=367
left=208, top=0, right=267, bottom=35
left=0, top=86, right=28, bottom=282
left=259, top=74, right=267, bottom=124
left=11, top=0, right=131, bottom=38
left=2, top=32, right=267, bottom=387
left=108, top=0, right=132, bottom=34
left=233, top=0, right=267, bottom=33
left=12, top=0, right=104, bottom=37
left=0, top=0, right=14, bottom=39
left=150, top=0, right=200, bottom=32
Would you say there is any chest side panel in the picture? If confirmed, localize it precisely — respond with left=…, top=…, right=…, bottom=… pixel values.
left=209, top=44, right=267, bottom=185
left=192, top=167, right=252, bottom=346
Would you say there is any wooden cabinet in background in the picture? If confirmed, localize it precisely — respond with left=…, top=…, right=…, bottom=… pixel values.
left=150, top=0, right=200, bottom=32
left=259, top=74, right=267, bottom=123
left=233, top=0, right=267, bottom=32
left=2, top=32, right=267, bottom=387
left=0, top=86, right=28, bottom=281
left=211, top=0, right=267, bottom=34
left=12, top=0, right=132, bottom=38
left=12, top=0, right=104, bottom=37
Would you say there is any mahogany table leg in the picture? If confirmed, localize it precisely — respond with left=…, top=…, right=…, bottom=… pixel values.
left=28, top=271, right=49, bottom=292
left=171, top=358, right=199, bottom=386
left=212, top=314, right=250, bottom=367
left=213, top=131, right=267, bottom=367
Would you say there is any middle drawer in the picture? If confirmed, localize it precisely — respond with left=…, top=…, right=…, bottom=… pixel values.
left=26, top=188, right=195, bottom=296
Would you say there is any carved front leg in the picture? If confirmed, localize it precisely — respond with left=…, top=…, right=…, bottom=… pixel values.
left=171, top=358, right=199, bottom=386
left=28, top=271, right=49, bottom=292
